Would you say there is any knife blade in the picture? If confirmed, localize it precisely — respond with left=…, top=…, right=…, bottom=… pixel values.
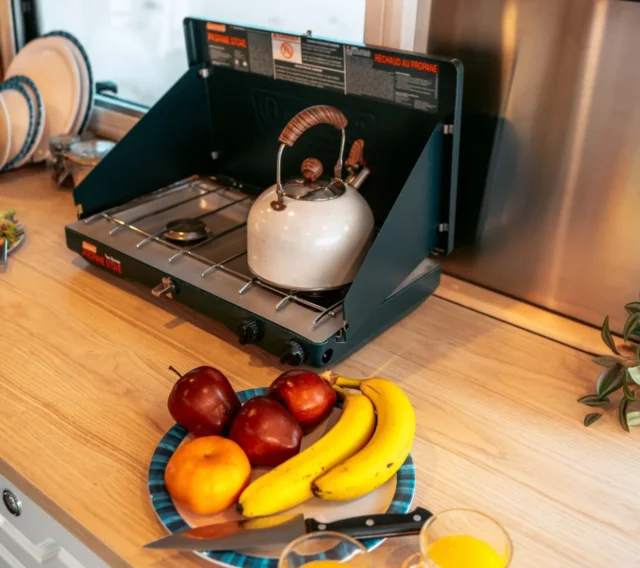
left=144, top=507, right=432, bottom=551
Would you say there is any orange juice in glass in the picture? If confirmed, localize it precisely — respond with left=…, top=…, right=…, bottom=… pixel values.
left=403, top=509, right=512, bottom=568
left=279, top=532, right=373, bottom=568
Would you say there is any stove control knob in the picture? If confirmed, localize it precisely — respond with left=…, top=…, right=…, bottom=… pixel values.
left=238, top=318, right=263, bottom=345
left=280, top=340, right=305, bottom=366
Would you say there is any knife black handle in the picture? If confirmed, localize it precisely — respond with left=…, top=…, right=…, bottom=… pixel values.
left=305, top=507, right=432, bottom=539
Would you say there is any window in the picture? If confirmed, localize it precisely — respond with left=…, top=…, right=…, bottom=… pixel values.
left=2, top=0, right=427, bottom=137
left=36, top=0, right=367, bottom=107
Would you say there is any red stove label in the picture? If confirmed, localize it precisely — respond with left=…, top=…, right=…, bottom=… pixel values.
left=82, top=241, right=97, bottom=254
left=81, top=241, right=123, bottom=274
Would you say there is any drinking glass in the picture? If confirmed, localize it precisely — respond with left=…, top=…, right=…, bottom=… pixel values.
left=279, top=531, right=374, bottom=568
left=403, top=509, right=512, bottom=568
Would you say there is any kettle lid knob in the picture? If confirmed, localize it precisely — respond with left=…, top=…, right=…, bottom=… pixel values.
left=301, top=158, right=323, bottom=183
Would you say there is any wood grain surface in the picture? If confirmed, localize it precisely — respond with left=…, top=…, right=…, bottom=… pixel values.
left=436, top=275, right=608, bottom=355
left=1, top=168, right=639, bottom=568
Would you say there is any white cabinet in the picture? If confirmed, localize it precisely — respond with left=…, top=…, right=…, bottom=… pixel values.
left=0, top=475, right=109, bottom=568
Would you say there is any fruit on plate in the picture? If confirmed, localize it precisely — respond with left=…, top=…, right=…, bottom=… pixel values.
left=229, top=396, right=303, bottom=467
left=164, top=436, right=251, bottom=515
left=268, top=370, right=338, bottom=433
left=0, top=209, right=24, bottom=250
left=237, top=392, right=376, bottom=517
left=167, top=365, right=241, bottom=437
left=312, top=375, right=416, bottom=501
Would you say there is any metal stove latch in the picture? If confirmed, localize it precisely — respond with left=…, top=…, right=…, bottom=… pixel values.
left=152, top=277, right=176, bottom=299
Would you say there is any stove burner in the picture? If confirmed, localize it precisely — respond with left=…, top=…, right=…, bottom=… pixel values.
left=297, top=286, right=348, bottom=304
left=164, top=218, right=209, bottom=243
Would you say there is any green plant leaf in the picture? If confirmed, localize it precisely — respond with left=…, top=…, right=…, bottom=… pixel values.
left=584, top=413, right=602, bottom=427
left=578, top=394, right=609, bottom=407
left=619, top=398, right=630, bottom=432
left=600, top=367, right=624, bottom=399
left=596, top=364, right=623, bottom=398
left=625, top=301, right=640, bottom=315
left=627, top=411, right=640, bottom=427
left=593, top=356, right=619, bottom=367
left=601, top=316, right=620, bottom=355
left=628, top=366, right=640, bottom=386
left=622, top=379, right=637, bottom=402
left=623, top=313, right=640, bottom=342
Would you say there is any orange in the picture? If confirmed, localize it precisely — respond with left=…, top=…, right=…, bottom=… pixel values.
left=165, top=436, right=251, bottom=515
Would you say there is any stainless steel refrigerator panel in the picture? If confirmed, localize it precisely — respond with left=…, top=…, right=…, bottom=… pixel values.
left=426, top=0, right=640, bottom=333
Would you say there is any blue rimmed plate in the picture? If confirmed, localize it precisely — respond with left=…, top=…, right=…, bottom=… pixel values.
left=0, top=79, right=35, bottom=172
left=44, top=31, right=93, bottom=135
left=148, top=388, right=416, bottom=567
left=8, top=75, right=44, bottom=169
left=6, top=36, right=81, bottom=162
left=7, top=233, right=25, bottom=256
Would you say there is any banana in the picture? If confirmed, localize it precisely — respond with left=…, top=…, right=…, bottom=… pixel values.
left=311, top=376, right=415, bottom=501
left=237, top=393, right=376, bottom=517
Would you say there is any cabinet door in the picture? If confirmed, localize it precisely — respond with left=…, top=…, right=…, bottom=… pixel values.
left=0, top=540, right=24, bottom=568
left=0, top=475, right=109, bottom=568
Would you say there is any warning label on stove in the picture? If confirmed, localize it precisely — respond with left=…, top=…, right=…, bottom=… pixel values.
left=203, top=21, right=439, bottom=112
left=272, top=33, right=345, bottom=93
left=247, top=29, right=273, bottom=76
left=346, top=46, right=438, bottom=112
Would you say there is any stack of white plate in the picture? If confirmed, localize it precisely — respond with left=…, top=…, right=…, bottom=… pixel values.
left=0, top=31, right=93, bottom=171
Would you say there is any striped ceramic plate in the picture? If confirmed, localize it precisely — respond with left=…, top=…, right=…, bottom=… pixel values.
left=148, top=387, right=416, bottom=567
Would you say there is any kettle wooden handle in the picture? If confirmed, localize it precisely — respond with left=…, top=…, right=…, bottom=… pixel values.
left=345, top=139, right=365, bottom=169
left=279, top=105, right=348, bottom=147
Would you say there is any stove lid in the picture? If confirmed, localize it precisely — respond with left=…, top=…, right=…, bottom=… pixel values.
left=184, top=17, right=462, bottom=257
left=343, top=132, right=446, bottom=336
left=72, top=65, right=214, bottom=219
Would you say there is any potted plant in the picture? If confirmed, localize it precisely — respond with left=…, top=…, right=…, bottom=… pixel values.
left=580, top=302, right=640, bottom=430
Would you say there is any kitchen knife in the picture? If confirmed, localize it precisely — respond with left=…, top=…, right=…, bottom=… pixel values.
left=144, top=507, right=432, bottom=551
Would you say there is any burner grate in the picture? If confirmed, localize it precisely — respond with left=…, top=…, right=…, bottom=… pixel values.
left=88, top=176, right=344, bottom=326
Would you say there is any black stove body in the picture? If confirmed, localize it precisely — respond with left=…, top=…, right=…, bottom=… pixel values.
left=65, top=18, right=463, bottom=367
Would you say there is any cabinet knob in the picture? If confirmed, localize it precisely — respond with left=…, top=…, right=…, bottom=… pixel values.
left=3, top=489, right=22, bottom=517
left=280, top=340, right=305, bottom=366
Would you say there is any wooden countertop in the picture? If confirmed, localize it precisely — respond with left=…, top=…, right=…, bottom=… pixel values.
left=1, top=168, right=638, bottom=568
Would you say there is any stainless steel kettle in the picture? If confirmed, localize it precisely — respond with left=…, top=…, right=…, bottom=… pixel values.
left=247, top=105, right=374, bottom=291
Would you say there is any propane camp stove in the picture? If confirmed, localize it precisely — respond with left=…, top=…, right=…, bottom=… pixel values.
left=65, top=17, right=462, bottom=367
left=67, top=174, right=352, bottom=363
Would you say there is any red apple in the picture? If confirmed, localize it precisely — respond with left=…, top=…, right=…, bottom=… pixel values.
left=229, top=396, right=302, bottom=467
left=167, top=365, right=241, bottom=437
left=268, top=370, right=337, bottom=433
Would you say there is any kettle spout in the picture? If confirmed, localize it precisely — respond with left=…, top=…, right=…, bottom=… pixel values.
left=347, top=167, right=370, bottom=191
